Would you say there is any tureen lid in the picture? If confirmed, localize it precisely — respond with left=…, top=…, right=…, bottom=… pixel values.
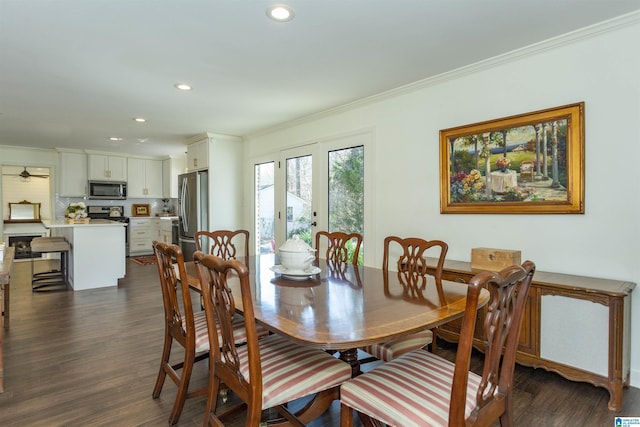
left=279, top=235, right=315, bottom=252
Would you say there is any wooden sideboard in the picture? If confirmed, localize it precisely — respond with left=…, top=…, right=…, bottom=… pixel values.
left=426, top=258, right=635, bottom=411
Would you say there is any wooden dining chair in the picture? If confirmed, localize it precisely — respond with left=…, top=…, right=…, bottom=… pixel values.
left=315, top=231, right=363, bottom=291
left=152, top=241, right=255, bottom=425
left=314, top=231, right=362, bottom=269
left=341, top=261, right=535, bottom=427
left=152, top=241, right=210, bottom=425
left=194, top=229, right=269, bottom=337
left=360, top=235, right=448, bottom=362
left=195, top=229, right=250, bottom=261
left=194, top=251, right=352, bottom=427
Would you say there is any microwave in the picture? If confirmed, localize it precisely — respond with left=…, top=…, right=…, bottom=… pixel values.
left=88, top=181, right=127, bottom=200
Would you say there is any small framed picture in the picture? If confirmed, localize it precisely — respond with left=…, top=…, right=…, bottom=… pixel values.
left=132, top=204, right=150, bottom=217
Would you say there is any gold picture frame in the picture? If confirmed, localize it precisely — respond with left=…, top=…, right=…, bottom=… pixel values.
left=440, top=102, right=585, bottom=214
left=7, top=200, right=41, bottom=222
left=132, top=203, right=150, bottom=217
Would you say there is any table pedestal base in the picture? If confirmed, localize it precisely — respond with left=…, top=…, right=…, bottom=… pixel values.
left=339, top=348, right=362, bottom=377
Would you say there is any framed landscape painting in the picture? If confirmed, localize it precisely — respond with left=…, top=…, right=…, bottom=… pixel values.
left=440, top=102, right=585, bottom=214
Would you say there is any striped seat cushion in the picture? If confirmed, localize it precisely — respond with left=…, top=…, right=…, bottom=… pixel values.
left=235, top=334, right=352, bottom=409
left=341, top=349, right=481, bottom=427
left=189, top=312, right=269, bottom=354
left=190, top=310, right=211, bottom=353
left=361, top=329, right=433, bottom=362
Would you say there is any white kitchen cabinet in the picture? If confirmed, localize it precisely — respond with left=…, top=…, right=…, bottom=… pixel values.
left=186, top=137, right=209, bottom=171
left=127, top=158, right=163, bottom=198
left=184, top=132, right=244, bottom=232
left=88, top=154, right=127, bottom=181
left=162, top=155, right=185, bottom=198
left=58, top=151, right=88, bottom=197
left=128, top=218, right=154, bottom=256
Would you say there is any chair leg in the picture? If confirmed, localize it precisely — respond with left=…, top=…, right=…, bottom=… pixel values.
left=168, top=347, right=195, bottom=425
left=152, top=333, right=173, bottom=398
left=203, top=372, right=222, bottom=427
left=245, top=400, right=263, bottom=427
left=499, top=396, right=515, bottom=427
left=341, top=403, right=354, bottom=427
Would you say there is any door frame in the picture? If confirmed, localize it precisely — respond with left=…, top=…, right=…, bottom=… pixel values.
left=248, top=127, right=375, bottom=265
left=278, top=143, right=319, bottom=248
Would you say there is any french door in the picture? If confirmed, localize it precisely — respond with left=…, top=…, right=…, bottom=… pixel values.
left=254, top=129, right=372, bottom=263
left=282, top=144, right=317, bottom=246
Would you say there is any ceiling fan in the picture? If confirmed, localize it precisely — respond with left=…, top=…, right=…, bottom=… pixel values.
left=2, top=166, right=50, bottom=179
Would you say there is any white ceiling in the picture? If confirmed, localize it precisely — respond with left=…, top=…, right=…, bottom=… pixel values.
left=1, top=0, right=639, bottom=158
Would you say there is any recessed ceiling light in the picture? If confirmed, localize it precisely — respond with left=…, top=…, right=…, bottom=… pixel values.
left=174, top=83, right=192, bottom=91
left=133, top=117, right=146, bottom=123
left=108, top=137, right=123, bottom=141
left=267, top=4, right=294, bottom=22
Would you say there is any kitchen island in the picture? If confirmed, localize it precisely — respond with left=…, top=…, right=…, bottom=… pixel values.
left=41, top=219, right=126, bottom=290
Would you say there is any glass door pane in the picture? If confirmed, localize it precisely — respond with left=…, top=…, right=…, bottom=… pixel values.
left=255, top=161, right=275, bottom=254
left=285, top=154, right=313, bottom=246
left=328, top=145, right=364, bottom=263
left=328, top=146, right=364, bottom=233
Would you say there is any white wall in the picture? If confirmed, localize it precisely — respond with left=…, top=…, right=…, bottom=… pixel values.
left=244, top=16, right=640, bottom=386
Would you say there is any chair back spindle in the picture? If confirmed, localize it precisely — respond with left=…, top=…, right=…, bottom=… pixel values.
left=383, top=235, right=448, bottom=297
left=195, top=229, right=250, bottom=261
left=315, top=231, right=362, bottom=269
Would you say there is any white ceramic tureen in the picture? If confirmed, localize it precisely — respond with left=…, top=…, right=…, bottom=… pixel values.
left=277, top=235, right=316, bottom=272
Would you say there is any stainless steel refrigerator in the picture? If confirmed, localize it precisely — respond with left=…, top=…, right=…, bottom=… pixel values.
left=178, top=170, right=208, bottom=261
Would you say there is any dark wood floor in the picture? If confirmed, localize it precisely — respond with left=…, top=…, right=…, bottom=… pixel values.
left=1, top=258, right=639, bottom=426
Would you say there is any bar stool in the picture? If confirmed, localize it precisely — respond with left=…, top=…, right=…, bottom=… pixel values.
left=31, top=236, right=70, bottom=292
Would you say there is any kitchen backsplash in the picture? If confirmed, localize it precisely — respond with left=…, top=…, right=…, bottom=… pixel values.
left=54, top=196, right=176, bottom=219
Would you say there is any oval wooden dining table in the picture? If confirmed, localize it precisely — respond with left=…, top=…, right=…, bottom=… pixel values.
left=182, top=254, right=490, bottom=377
left=180, top=254, right=489, bottom=425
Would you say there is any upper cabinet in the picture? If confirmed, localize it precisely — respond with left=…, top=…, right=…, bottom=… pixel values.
left=163, top=155, right=185, bottom=198
left=58, top=151, right=88, bottom=197
left=186, top=137, right=209, bottom=171
left=127, top=158, right=163, bottom=198
left=88, top=154, right=127, bottom=181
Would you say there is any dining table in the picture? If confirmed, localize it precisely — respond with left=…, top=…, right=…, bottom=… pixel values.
left=182, top=254, right=490, bottom=377
left=180, top=253, right=489, bottom=425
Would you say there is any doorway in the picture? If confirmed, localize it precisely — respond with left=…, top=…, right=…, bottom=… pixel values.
left=252, top=129, right=372, bottom=263
left=1, top=166, right=52, bottom=221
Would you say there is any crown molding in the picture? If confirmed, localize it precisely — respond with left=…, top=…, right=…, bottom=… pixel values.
left=248, top=10, right=640, bottom=139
